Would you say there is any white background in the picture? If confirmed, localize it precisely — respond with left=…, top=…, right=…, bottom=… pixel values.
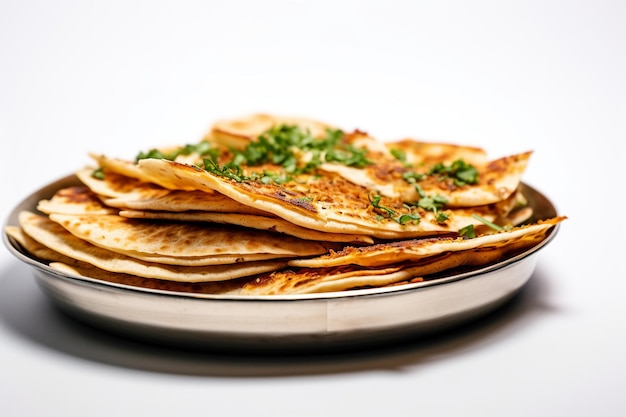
left=1, top=1, right=625, bottom=416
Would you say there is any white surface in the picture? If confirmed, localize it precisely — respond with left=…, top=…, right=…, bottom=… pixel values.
left=1, top=1, right=624, bottom=416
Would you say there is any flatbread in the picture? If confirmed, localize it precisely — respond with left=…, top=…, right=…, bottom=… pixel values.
left=37, top=186, right=117, bottom=215
left=40, top=184, right=373, bottom=244
left=6, top=225, right=244, bottom=294
left=5, top=225, right=78, bottom=265
left=103, top=189, right=267, bottom=215
left=118, top=210, right=374, bottom=244
left=136, top=158, right=499, bottom=239
left=208, top=113, right=337, bottom=149
left=289, top=217, right=565, bottom=268
left=49, top=262, right=245, bottom=295
left=385, top=139, right=488, bottom=167
left=321, top=137, right=532, bottom=206
left=5, top=113, right=565, bottom=295
left=88, top=153, right=157, bottom=183
left=76, top=167, right=173, bottom=199
left=18, top=211, right=288, bottom=282
left=242, top=217, right=564, bottom=295
left=241, top=265, right=421, bottom=295
left=47, top=212, right=336, bottom=259
left=241, top=244, right=520, bottom=295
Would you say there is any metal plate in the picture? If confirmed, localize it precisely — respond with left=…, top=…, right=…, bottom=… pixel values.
left=3, top=175, right=560, bottom=352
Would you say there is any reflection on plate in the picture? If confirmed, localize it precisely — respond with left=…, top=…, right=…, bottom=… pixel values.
left=3, top=175, right=560, bottom=352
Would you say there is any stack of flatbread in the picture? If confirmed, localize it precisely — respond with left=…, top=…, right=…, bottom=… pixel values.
left=6, top=114, right=565, bottom=295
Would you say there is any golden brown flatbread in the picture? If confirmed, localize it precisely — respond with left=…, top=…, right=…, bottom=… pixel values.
left=103, top=189, right=266, bottom=215
left=385, top=139, right=488, bottom=167
left=76, top=167, right=173, bottom=199
left=39, top=184, right=373, bottom=244
left=18, top=211, right=288, bottom=282
left=289, top=217, right=565, bottom=268
left=49, top=262, right=246, bottom=295
left=208, top=113, right=337, bottom=149
left=4, top=113, right=565, bottom=295
left=136, top=158, right=499, bottom=239
left=321, top=133, right=531, bottom=206
left=242, top=218, right=564, bottom=295
left=47, top=212, right=336, bottom=259
left=118, top=210, right=374, bottom=244
left=36, top=186, right=117, bottom=215
left=7, top=225, right=244, bottom=294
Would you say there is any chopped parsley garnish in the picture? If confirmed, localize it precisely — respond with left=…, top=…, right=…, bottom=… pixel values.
left=370, top=195, right=420, bottom=225
left=232, top=124, right=362, bottom=173
left=413, top=184, right=447, bottom=212
left=91, top=167, right=105, bottom=180
left=249, top=170, right=293, bottom=185
left=397, top=213, right=421, bottom=225
left=202, top=159, right=295, bottom=184
left=398, top=159, right=479, bottom=225
left=459, top=214, right=512, bottom=239
left=200, top=124, right=372, bottom=184
left=203, top=158, right=247, bottom=182
left=325, top=144, right=372, bottom=168
left=390, top=148, right=412, bottom=167
left=435, top=212, right=450, bottom=223
left=370, top=195, right=396, bottom=218
left=402, top=171, right=425, bottom=183
left=429, top=159, right=479, bottom=186
left=405, top=183, right=450, bottom=224
left=459, top=224, right=476, bottom=239
left=135, top=141, right=218, bottom=163
left=472, top=214, right=512, bottom=232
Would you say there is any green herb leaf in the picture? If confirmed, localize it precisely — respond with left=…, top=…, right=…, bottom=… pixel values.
left=135, top=141, right=217, bottom=163
left=471, top=214, right=511, bottom=232
left=370, top=194, right=421, bottom=224
left=459, top=224, right=476, bottom=239
left=369, top=195, right=396, bottom=218
left=192, top=124, right=372, bottom=185
left=390, top=148, right=406, bottom=162
left=91, top=167, right=105, bottom=180
left=203, top=158, right=246, bottom=182
left=417, top=195, right=448, bottom=212
left=435, top=212, right=450, bottom=223
left=397, top=213, right=421, bottom=225
left=402, top=171, right=425, bottom=184
left=429, top=159, right=479, bottom=186
left=408, top=183, right=448, bottom=220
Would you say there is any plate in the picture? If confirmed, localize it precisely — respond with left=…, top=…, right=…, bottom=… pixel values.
left=3, top=175, right=560, bottom=352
